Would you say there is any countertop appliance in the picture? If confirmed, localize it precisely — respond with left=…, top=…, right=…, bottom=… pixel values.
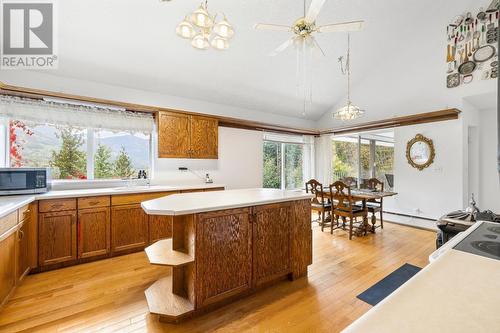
left=0, top=168, right=50, bottom=195
left=453, top=221, right=500, bottom=261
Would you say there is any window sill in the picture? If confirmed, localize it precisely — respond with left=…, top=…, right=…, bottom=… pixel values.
left=50, top=178, right=149, bottom=191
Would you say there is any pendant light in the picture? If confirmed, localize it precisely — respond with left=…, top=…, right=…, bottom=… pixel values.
left=213, top=15, right=234, bottom=39
left=191, top=33, right=210, bottom=50
left=190, top=2, right=213, bottom=28
left=176, top=17, right=195, bottom=39
left=333, top=34, right=365, bottom=121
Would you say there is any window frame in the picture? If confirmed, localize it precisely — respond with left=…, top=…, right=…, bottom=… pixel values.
left=1, top=118, right=154, bottom=181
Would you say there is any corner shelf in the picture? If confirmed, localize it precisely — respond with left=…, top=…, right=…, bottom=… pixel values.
left=145, top=276, right=194, bottom=322
left=145, top=239, right=194, bottom=267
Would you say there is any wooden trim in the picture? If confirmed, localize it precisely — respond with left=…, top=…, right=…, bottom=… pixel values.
left=320, top=109, right=461, bottom=136
left=0, top=81, right=461, bottom=136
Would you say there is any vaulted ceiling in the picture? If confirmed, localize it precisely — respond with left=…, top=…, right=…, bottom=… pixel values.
left=20, top=0, right=495, bottom=124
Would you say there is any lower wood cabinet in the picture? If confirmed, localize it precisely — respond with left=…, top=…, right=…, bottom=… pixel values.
left=149, top=215, right=172, bottom=244
left=195, top=208, right=252, bottom=307
left=252, top=203, right=292, bottom=286
left=0, top=231, right=16, bottom=306
left=16, top=220, right=30, bottom=281
left=111, top=204, right=149, bottom=253
left=78, top=207, right=110, bottom=258
left=38, top=210, right=77, bottom=266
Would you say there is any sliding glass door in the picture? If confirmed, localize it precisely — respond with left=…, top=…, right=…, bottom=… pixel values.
left=263, top=141, right=305, bottom=190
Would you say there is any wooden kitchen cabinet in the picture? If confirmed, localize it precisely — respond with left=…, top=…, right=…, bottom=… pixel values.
left=78, top=207, right=110, bottom=259
left=157, top=111, right=218, bottom=159
left=195, top=208, right=252, bottom=307
left=38, top=210, right=77, bottom=266
left=252, top=203, right=292, bottom=286
left=149, top=215, right=172, bottom=244
left=111, top=204, right=149, bottom=253
left=16, top=221, right=30, bottom=281
left=0, top=231, right=16, bottom=307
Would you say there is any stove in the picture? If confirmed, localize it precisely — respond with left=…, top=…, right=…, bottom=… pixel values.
left=454, top=222, right=500, bottom=261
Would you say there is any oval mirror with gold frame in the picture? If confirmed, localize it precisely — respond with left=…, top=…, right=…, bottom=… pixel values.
left=406, top=134, right=435, bottom=170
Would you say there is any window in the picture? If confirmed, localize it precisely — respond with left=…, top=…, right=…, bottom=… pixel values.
left=263, top=133, right=312, bottom=190
left=332, top=131, right=394, bottom=189
left=2, top=96, right=154, bottom=181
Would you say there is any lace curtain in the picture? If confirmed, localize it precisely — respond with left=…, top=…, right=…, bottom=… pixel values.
left=0, top=95, right=155, bottom=134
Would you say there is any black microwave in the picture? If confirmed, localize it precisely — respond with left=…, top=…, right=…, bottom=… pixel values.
left=0, top=168, right=50, bottom=195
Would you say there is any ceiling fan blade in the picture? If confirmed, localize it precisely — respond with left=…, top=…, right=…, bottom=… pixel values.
left=317, top=20, right=365, bottom=33
left=254, top=23, right=291, bottom=32
left=310, top=36, right=326, bottom=56
left=305, top=0, right=326, bottom=24
left=269, top=37, right=294, bottom=56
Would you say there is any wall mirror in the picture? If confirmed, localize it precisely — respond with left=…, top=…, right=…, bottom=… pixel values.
left=406, top=134, right=435, bottom=170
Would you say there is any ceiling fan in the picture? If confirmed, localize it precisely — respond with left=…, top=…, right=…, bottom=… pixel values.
left=254, top=0, right=364, bottom=56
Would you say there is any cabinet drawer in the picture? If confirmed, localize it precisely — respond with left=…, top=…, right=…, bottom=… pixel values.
left=39, top=199, right=77, bottom=213
left=18, top=204, right=31, bottom=223
left=111, top=192, right=177, bottom=206
left=78, top=196, right=110, bottom=209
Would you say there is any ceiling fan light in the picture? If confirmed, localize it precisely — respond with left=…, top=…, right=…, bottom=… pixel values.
left=176, top=19, right=195, bottom=39
left=191, top=33, right=210, bottom=50
left=191, top=4, right=213, bottom=28
left=211, top=36, right=229, bottom=50
left=333, top=102, right=364, bottom=121
left=213, top=19, right=234, bottom=39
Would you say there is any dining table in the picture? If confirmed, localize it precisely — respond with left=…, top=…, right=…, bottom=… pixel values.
left=318, top=188, right=398, bottom=233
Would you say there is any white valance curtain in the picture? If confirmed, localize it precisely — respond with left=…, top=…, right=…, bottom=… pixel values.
left=0, top=95, right=155, bottom=134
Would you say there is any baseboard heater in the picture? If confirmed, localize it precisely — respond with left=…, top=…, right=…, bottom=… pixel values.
left=384, top=211, right=436, bottom=222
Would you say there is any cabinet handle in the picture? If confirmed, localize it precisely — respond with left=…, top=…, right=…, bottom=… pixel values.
left=51, top=204, right=63, bottom=209
left=18, top=230, right=24, bottom=240
left=77, top=222, right=81, bottom=244
left=89, top=201, right=100, bottom=206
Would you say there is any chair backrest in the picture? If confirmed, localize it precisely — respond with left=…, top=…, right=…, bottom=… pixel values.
left=305, top=179, right=325, bottom=205
left=365, top=178, right=384, bottom=192
left=330, top=181, right=354, bottom=212
left=341, top=177, right=358, bottom=189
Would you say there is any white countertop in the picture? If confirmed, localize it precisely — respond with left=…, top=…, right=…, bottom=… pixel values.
left=141, top=188, right=313, bottom=216
left=342, top=221, right=500, bottom=333
left=0, top=183, right=224, bottom=219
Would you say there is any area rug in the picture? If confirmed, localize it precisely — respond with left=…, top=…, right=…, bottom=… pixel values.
left=356, top=263, right=422, bottom=306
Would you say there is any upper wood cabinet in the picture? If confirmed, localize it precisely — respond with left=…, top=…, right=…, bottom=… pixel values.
left=157, top=111, right=218, bottom=159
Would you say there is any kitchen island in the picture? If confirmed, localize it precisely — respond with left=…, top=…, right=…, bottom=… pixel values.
left=141, top=188, right=313, bottom=323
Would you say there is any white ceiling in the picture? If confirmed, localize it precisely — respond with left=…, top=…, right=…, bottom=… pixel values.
left=32, top=0, right=494, bottom=123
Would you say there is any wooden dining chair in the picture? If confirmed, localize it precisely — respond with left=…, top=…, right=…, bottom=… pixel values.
left=341, top=177, right=358, bottom=189
left=365, top=178, right=384, bottom=229
left=329, top=181, right=368, bottom=240
left=305, top=179, right=331, bottom=231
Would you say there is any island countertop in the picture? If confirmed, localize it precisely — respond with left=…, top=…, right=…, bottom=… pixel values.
left=141, top=188, right=313, bottom=216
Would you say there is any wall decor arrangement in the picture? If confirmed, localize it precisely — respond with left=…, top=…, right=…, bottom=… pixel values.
left=446, top=0, right=499, bottom=88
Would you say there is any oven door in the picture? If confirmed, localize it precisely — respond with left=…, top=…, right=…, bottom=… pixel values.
left=0, top=169, right=36, bottom=194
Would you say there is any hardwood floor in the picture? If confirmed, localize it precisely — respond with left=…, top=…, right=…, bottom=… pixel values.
left=0, top=222, right=436, bottom=333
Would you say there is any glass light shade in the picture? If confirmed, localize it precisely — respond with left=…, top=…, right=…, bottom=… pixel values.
left=190, top=5, right=213, bottom=28
left=191, top=34, right=210, bottom=50
left=176, top=20, right=195, bottom=39
left=213, top=19, right=234, bottom=39
left=211, top=36, right=229, bottom=50
left=333, top=102, right=364, bottom=121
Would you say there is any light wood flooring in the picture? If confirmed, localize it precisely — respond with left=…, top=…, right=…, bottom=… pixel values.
left=0, top=222, right=436, bottom=333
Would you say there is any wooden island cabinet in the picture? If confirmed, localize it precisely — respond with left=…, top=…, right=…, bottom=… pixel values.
left=141, top=189, right=313, bottom=323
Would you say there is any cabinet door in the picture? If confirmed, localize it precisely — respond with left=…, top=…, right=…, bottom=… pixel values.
left=78, top=207, right=110, bottom=259
left=39, top=211, right=77, bottom=266
left=157, top=111, right=191, bottom=158
left=111, top=204, right=149, bottom=253
left=0, top=232, right=16, bottom=306
left=190, top=116, right=218, bottom=159
left=16, top=221, right=30, bottom=282
left=149, top=215, right=172, bottom=244
left=252, top=203, right=292, bottom=286
left=196, top=208, right=252, bottom=307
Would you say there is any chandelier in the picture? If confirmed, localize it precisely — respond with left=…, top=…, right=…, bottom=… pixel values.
left=333, top=34, right=365, bottom=121
left=176, top=1, right=234, bottom=51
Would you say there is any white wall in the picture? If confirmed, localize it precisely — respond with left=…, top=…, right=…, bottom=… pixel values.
left=479, top=108, right=500, bottom=213
left=384, top=120, right=464, bottom=220
left=153, top=127, right=263, bottom=189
